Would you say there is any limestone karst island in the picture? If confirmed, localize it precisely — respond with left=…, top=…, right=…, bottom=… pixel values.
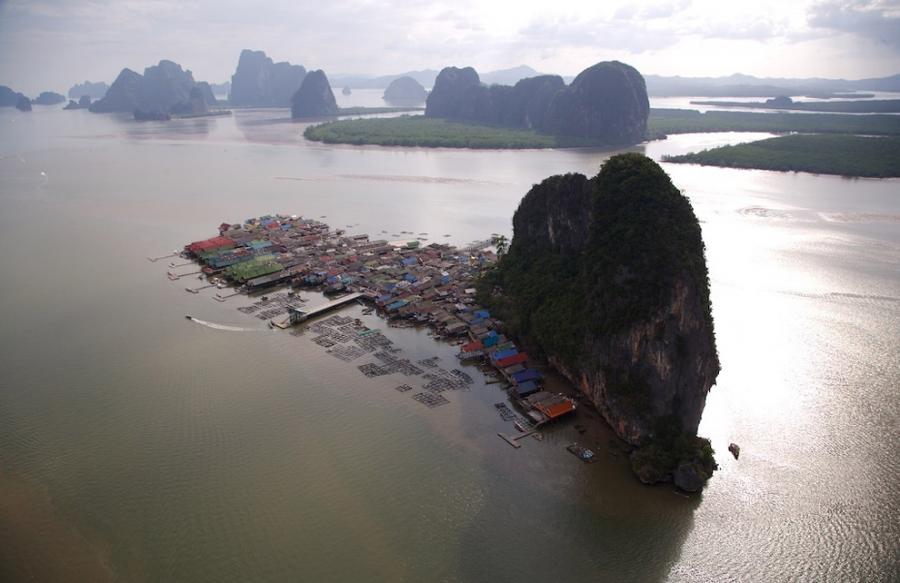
left=142, top=54, right=720, bottom=489
left=480, top=154, right=719, bottom=490
left=3, top=1, right=900, bottom=579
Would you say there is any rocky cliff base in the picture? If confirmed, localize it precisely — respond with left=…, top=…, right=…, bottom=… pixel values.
left=480, top=153, right=720, bottom=490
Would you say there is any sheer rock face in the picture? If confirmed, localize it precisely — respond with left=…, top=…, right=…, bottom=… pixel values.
left=425, top=61, right=649, bottom=145
left=489, top=154, right=719, bottom=445
left=543, top=61, right=649, bottom=145
left=383, top=76, right=428, bottom=102
left=171, top=87, right=210, bottom=116
left=64, top=95, right=92, bottom=110
left=436, top=74, right=567, bottom=129
left=229, top=49, right=307, bottom=106
left=89, top=68, right=144, bottom=113
left=269, top=61, right=307, bottom=106
left=89, top=61, right=216, bottom=114
left=33, top=92, right=66, bottom=106
left=189, top=87, right=209, bottom=115
left=509, top=173, right=592, bottom=254
left=508, top=75, right=566, bottom=129
left=15, top=95, right=32, bottom=111
left=68, top=81, right=108, bottom=99
left=290, top=70, right=338, bottom=118
left=0, top=85, right=28, bottom=107
left=195, top=82, right=217, bottom=106
left=139, top=60, right=196, bottom=111
left=424, top=67, right=480, bottom=118
left=550, top=276, right=718, bottom=444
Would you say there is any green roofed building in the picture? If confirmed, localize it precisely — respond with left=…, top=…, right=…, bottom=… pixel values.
left=225, top=255, right=282, bottom=283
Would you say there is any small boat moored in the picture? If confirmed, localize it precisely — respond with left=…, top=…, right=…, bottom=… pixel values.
left=566, top=443, right=597, bottom=463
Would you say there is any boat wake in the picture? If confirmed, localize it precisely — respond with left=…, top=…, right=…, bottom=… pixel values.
left=777, top=290, right=900, bottom=305
left=737, top=206, right=796, bottom=220
left=186, top=317, right=255, bottom=332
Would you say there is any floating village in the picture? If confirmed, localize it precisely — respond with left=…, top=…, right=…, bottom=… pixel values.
left=156, top=213, right=590, bottom=457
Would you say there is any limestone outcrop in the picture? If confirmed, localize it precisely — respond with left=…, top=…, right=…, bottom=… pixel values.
left=383, top=76, right=428, bottom=102
left=68, top=81, right=108, bottom=100
left=89, top=61, right=217, bottom=118
left=290, top=70, right=338, bottom=118
left=33, top=92, right=66, bottom=106
left=480, top=154, right=720, bottom=488
left=425, top=61, right=649, bottom=145
left=229, top=49, right=306, bottom=106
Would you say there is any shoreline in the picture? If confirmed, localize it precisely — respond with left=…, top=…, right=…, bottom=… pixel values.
left=163, top=211, right=720, bottom=494
left=164, top=214, right=624, bottom=473
left=663, top=134, right=900, bottom=178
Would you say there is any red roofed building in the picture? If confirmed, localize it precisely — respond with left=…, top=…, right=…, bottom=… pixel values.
left=187, top=236, right=235, bottom=255
left=496, top=352, right=528, bottom=368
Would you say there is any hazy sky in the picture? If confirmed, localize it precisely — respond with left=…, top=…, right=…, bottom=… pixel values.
left=1, top=0, right=898, bottom=94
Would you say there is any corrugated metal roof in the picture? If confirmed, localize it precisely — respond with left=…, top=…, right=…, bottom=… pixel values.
left=491, top=348, right=518, bottom=362
left=511, top=369, right=542, bottom=384
left=496, top=352, right=528, bottom=368
left=514, top=381, right=540, bottom=397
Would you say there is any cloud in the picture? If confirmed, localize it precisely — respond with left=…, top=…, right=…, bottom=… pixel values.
left=0, top=0, right=898, bottom=94
left=697, top=17, right=785, bottom=40
left=809, top=0, right=900, bottom=50
left=642, top=2, right=687, bottom=19
left=517, top=16, right=680, bottom=54
left=622, top=0, right=693, bottom=21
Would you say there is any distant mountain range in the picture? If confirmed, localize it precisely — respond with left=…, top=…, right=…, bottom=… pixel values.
left=329, top=69, right=439, bottom=90
left=330, top=65, right=548, bottom=89
left=645, top=73, right=900, bottom=97
left=329, top=67, right=900, bottom=97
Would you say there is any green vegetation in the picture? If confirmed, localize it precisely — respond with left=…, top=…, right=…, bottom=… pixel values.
left=647, top=108, right=900, bottom=136
left=491, top=234, right=509, bottom=256
left=664, top=134, right=900, bottom=178
left=631, top=416, right=718, bottom=485
left=477, top=154, right=714, bottom=369
left=305, top=110, right=900, bottom=150
left=337, top=106, right=423, bottom=115
left=689, top=99, right=900, bottom=114
left=479, top=246, right=585, bottom=363
left=479, top=155, right=718, bottom=487
left=304, top=115, right=610, bottom=149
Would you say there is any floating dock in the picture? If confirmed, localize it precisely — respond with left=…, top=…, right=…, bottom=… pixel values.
left=288, top=292, right=364, bottom=325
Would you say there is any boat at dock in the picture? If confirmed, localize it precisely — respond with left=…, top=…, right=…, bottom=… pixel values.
left=566, top=443, right=596, bottom=462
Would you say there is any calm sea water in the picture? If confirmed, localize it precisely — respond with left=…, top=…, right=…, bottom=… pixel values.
left=0, top=107, right=898, bottom=582
left=331, top=87, right=900, bottom=113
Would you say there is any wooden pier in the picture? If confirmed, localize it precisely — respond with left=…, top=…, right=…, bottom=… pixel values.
left=186, top=283, right=215, bottom=294
left=168, top=270, right=202, bottom=281
left=213, top=291, right=242, bottom=302
left=498, top=430, right=538, bottom=449
left=147, top=251, right=179, bottom=262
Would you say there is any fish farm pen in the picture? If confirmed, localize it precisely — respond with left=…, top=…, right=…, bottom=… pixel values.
left=168, top=213, right=578, bottom=440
